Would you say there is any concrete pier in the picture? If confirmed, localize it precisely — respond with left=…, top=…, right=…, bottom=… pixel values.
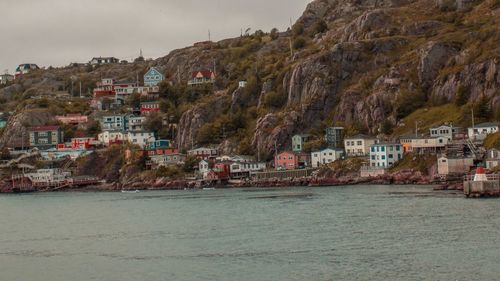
left=463, top=174, right=500, bottom=197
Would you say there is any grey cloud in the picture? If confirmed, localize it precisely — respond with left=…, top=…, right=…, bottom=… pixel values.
left=0, top=0, right=308, bottom=72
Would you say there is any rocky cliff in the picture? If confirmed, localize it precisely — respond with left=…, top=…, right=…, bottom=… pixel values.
left=1, top=0, right=498, bottom=157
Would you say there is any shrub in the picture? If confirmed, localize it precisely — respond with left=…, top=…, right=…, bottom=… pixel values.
left=270, top=28, right=279, bottom=40
left=313, top=20, right=328, bottom=34
left=293, top=37, right=306, bottom=49
left=263, top=91, right=287, bottom=108
left=454, top=85, right=469, bottom=106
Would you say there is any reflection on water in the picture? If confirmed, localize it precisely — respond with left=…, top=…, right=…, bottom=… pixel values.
left=1, top=185, right=500, bottom=281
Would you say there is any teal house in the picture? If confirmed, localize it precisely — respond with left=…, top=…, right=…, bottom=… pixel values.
left=292, top=134, right=312, bottom=152
left=144, top=67, right=164, bottom=87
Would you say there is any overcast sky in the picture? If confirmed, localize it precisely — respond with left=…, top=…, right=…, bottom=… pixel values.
left=0, top=0, right=309, bottom=73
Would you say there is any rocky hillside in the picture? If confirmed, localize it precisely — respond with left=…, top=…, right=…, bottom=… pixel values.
left=0, top=0, right=499, bottom=158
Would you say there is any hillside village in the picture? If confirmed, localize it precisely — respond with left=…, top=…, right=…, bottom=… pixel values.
left=0, top=0, right=499, bottom=192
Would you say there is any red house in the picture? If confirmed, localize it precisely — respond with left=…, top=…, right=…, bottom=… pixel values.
left=93, top=78, right=116, bottom=98
left=140, top=102, right=161, bottom=115
left=188, top=70, right=215, bottom=85
left=214, top=162, right=231, bottom=179
left=71, top=138, right=96, bottom=150
left=274, top=151, right=299, bottom=170
left=55, top=114, right=89, bottom=125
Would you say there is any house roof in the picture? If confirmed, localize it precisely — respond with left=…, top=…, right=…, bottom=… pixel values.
left=345, top=134, right=375, bottom=140
left=29, top=125, right=60, bottom=132
left=371, top=142, right=401, bottom=146
left=191, top=70, right=214, bottom=79
left=313, top=148, right=343, bottom=153
left=473, top=122, right=499, bottom=128
left=294, top=134, right=312, bottom=138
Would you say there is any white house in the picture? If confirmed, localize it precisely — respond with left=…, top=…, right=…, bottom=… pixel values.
left=369, top=143, right=403, bottom=168
left=150, top=153, right=186, bottom=168
left=311, top=148, right=344, bottom=168
left=344, top=134, right=377, bottom=157
left=430, top=125, right=461, bottom=141
left=90, top=57, right=119, bottom=65
left=198, top=160, right=210, bottom=177
left=407, top=136, right=449, bottom=154
left=229, top=161, right=267, bottom=178
left=128, top=116, right=146, bottom=132
left=98, top=130, right=125, bottom=146
left=0, top=73, right=14, bottom=85
left=238, top=81, right=247, bottom=88
left=125, top=131, right=155, bottom=148
left=468, top=122, right=499, bottom=141
left=188, top=147, right=219, bottom=160
left=486, top=149, right=500, bottom=170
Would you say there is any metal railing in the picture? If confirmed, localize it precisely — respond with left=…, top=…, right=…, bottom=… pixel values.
left=463, top=174, right=499, bottom=182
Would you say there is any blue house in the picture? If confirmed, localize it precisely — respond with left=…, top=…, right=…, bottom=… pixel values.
left=147, top=139, right=171, bottom=150
left=144, top=67, right=164, bottom=87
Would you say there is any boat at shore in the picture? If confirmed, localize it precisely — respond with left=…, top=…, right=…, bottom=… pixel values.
left=121, top=190, right=140, bottom=193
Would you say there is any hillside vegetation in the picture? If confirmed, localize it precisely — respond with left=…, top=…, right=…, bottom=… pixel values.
left=0, top=0, right=499, bottom=158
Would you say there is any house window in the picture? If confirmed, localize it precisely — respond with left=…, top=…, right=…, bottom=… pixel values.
left=357, top=141, right=362, bottom=145
left=381, top=146, right=385, bottom=152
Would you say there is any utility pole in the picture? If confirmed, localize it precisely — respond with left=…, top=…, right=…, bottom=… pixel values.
left=177, top=66, right=181, bottom=84
left=79, top=81, right=82, bottom=98
left=289, top=17, right=294, bottom=59
left=208, top=29, right=211, bottom=42
left=471, top=109, right=475, bottom=129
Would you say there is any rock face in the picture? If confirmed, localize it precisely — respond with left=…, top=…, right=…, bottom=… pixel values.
left=176, top=95, right=229, bottom=150
left=418, top=41, right=460, bottom=93
left=432, top=59, right=500, bottom=103
left=1, top=0, right=499, bottom=160
left=0, top=111, right=53, bottom=148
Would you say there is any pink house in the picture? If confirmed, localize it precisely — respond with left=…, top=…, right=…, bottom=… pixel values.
left=274, top=151, right=299, bottom=170
left=55, top=114, right=88, bottom=125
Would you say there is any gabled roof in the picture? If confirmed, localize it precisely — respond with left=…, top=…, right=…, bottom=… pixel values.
left=29, top=125, right=60, bottom=132
left=191, top=70, right=214, bottom=79
left=345, top=134, right=375, bottom=140
left=145, top=67, right=163, bottom=77
left=294, top=134, right=312, bottom=138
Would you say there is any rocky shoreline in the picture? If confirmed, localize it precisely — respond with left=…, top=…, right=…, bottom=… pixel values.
left=1, top=168, right=466, bottom=193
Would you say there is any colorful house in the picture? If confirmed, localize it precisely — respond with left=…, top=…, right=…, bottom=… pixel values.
left=28, top=126, right=64, bottom=148
left=369, top=143, right=403, bottom=168
left=140, top=102, right=161, bottom=115
left=55, top=114, right=88, bottom=125
left=144, top=67, right=165, bottom=87
left=15, top=63, right=39, bottom=78
left=188, top=70, right=215, bottom=86
left=274, top=151, right=299, bottom=170
left=292, top=134, right=312, bottom=152
left=70, top=137, right=98, bottom=150
left=100, top=114, right=128, bottom=131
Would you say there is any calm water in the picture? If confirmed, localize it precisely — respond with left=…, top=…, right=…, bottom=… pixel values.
left=1, top=185, right=500, bottom=281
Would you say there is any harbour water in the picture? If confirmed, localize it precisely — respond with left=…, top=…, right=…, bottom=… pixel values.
left=1, top=185, right=500, bottom=281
